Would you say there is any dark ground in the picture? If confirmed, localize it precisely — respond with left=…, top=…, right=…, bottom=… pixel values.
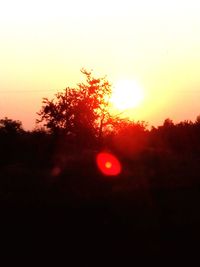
left=1, top=156, right=200, bottom=262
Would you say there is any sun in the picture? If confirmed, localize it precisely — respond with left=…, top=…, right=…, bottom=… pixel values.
left=110, top=79, right=144, bottom=111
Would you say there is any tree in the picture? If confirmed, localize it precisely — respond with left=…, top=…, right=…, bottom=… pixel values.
left=163, top=118, right=174, bottom=128
left=37, top=69, right=118, bottom=147
left=0, top=117, right=24, bottom=164
left=195, top=115, right=200, bottom=125
left=111, top=120, right=148, bottom=157
left=0, top=117, right=24, bottom=135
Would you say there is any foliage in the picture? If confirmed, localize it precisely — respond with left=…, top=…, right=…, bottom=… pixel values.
left=195, top=114, right=200, bottom=124
left=110, top=120, right=148, bottom=157
left=0, top=117, right=24, bottom=135
left=37, top=69, right=118, bottom=146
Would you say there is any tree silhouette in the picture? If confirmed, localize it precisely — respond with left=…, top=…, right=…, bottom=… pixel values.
left=37, top=69, right=118, bottom=147
left=195, top=115, right=200, bottom=125
left=0, top=117, right=24, bottom=135
left=111, top=120, right=148, bottom=157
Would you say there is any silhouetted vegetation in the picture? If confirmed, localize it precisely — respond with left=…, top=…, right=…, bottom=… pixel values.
left=37, top=69, right=121, bottom=149
left=1, top=71, right=200, bottom=257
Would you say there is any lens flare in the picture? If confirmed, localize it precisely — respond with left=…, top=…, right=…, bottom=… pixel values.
left=96, top=152, right=122, bottom=176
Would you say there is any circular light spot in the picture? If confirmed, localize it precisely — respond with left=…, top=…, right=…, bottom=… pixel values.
left=96, top=152, right=122, bottom=176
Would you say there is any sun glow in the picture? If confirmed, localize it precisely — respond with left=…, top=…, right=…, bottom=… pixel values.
left=110, top=80, right=144, bottom=111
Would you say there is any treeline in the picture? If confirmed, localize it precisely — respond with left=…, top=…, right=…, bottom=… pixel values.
left=1, top=70, right=200, bottom=255
left=0, top=117, right=53, bottom=166
left=1, top=116, right=200, bottom=167
left=1, top=69, right=200, bottom=202
left=2, top=116, right=200, bottom=257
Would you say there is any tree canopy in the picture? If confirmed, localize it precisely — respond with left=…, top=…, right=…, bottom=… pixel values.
left=37, top=69, right=119, bottom=147
left=0, top=117, right=24, bottom=135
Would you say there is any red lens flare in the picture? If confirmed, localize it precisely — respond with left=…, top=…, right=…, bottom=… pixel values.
left=96, top=152, right=122, bottom=176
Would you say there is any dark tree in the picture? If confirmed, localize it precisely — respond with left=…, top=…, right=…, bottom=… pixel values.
left=110, top=120, right=148, bottom=157
left=0, top=117, right=24, bottom=164
left=37, top=69, right=118, bottom=147
left=195, top=115, right=200, bottom=125
left=0, top=117, right=24, bottom=135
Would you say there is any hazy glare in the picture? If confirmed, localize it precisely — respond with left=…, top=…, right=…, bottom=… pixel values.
left=0, top=0, right=200, bottom=129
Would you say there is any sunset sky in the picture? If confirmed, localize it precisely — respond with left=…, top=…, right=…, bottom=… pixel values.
left=0, top=0, right=200, bottom=130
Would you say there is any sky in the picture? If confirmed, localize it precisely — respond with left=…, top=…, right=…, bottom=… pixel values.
left=0, top=0, right=200, bottom=130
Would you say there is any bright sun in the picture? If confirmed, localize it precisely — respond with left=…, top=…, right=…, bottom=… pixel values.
left=110, top=79, right=144, bottom=111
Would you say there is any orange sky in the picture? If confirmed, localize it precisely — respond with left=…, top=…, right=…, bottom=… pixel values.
left=0, top=0, right=200, bottom=130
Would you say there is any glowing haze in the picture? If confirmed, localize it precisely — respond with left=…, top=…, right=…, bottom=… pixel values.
left=0, top=0, right=200, bottom=129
